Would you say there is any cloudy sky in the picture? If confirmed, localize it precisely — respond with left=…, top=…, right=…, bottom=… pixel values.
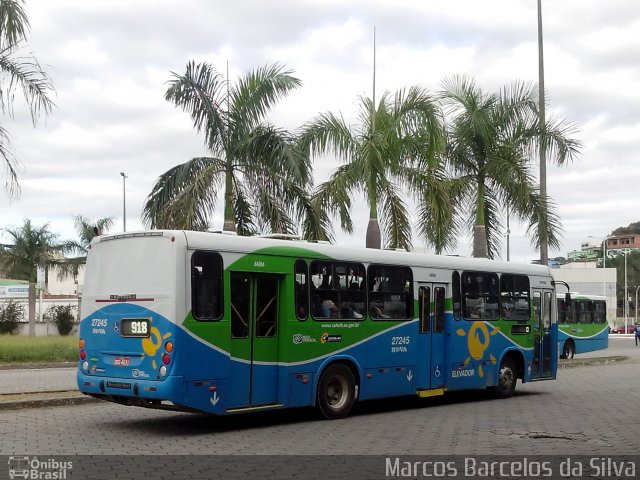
left=0, top=0, right=638, bottom=263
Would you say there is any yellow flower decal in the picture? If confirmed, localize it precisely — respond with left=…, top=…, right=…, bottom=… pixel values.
left=456, top=322, right=500, bottom=377
left=141, top=322, right=172, bottom=369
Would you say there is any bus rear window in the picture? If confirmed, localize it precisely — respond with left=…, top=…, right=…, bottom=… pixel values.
left=191, top=251, right=223, bottom=321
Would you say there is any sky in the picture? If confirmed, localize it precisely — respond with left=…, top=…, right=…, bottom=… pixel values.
left=0, top=0, right=639, bottom=264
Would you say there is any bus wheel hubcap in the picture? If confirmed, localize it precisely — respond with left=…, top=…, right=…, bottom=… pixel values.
left=501, top=367, right=513, bottom=389
left=327, top=377, right=346, bottom=408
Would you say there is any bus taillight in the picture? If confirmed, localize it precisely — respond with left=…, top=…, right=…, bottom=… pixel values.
left=165, top=341, right=173, bottom=353
left=162, top=353, right=171, bottom=365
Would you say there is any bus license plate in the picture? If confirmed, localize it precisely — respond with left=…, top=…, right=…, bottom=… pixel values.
left=120, top=318, right=151, bottom=337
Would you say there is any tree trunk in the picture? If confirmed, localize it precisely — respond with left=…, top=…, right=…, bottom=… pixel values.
left=366, top=218, right=381, bottom=249
left=28, top=282, right=36, bottom=336
left=473, top=224, right=488, bottom=258
left=222, top=219, right=236, bottom=232
left=222, top=161, right=236, bottom=233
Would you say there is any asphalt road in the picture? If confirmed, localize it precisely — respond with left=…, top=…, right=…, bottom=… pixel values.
left=0, top=337, right=638, bottom=479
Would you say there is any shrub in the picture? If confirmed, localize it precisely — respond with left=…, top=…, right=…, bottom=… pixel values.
left=0, top=300, right=24, bottom=335
left=45, top=304, right=77, bottom=336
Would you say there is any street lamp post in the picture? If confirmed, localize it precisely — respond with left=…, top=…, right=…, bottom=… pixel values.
left=621, top=248, right=631, bottom=333
left=635, top=285, right=640, bottom=325
left=120, top=172, right=127, bottom=232
left=602, top=236, right=613, bottom=298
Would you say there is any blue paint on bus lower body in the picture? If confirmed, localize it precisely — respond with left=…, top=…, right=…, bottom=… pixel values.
left=78, top=305, right=554, bottom=415
left=557, top=326, right=608, bottom=355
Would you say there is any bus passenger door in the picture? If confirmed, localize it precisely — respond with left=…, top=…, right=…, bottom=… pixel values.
left=228, top=272, right=280, bottom=408
left=419, top=283, right=447, bottom=389
left=531, top=289, right=553, bottom=378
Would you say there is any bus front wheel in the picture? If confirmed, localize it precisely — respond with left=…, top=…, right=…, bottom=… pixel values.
left=317, top=363, right=356, bottom=420
left=493, top=357, right=518, bottom=399
left=562, top=341, right=575, bottom=360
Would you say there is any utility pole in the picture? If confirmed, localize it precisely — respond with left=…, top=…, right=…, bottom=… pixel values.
left=537, top=0, right=548, bottom=266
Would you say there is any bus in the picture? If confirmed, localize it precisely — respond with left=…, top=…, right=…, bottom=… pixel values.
left=77, top=230, right=564, bottom=419
left=556, top=293, right=608, bottom=359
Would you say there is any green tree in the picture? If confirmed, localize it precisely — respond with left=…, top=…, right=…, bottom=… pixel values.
left=612, top=221, right=640, bottom=235
left=439, top=75, right=581, bottom=258
left=0, top=219, right=63, bottom=336
left=0, top=0, right=55, bottom=196
left=143, top=61, right=313, bottom=236
left=605, top=250, right=640, bottom=316
left=301, top=86, right=447, bottom=250
left=58, top=215, right=114, bottom=278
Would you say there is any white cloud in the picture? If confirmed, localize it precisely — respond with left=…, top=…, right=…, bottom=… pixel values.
left=1, top=0, right=639, bottom=264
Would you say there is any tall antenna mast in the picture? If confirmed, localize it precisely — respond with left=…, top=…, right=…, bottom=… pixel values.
left=226, top=60, right=230, bottom=117
left=372, top=26, right=376, bottom=129
left=537, top=0, right=548, bottom=266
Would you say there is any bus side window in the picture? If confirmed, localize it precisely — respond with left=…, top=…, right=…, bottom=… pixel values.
left=191, top=251, right=223, bottom=321
left=462, top=271, right=499, bottom=320
left=419, top=286, right=430, bottom=333
left=594, top=301, right=606, bottom=323
left=434, top=287, right=446, bottom=332
left=294, top=260, right=309, bottom=321
left=543, top=291, right=552, bottom=329
left=557, top=298, right=567, bottom=323
left=310, top=261, right=365, bottom=320
left=500, top=274, right=530, bottom=321
left=452, top=271, right=461, bottom=320
left=368, top=264, right=413, bottom=320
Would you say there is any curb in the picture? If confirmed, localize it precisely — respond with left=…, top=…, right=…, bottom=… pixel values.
left=558, top=355, right=628, bottom=368
left=0, top=362, right=77, bottom=371
left=0, top=391, right=102, bottom=410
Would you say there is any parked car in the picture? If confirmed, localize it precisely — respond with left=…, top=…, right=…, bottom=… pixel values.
left=610, top=324, right=639, bottom=334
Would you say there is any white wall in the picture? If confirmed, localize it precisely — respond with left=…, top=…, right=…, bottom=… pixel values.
left=46, top=265, right=85, bottom=295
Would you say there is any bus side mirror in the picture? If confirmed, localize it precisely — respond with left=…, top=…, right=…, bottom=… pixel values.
left=565, top=292, right=572, bottom=304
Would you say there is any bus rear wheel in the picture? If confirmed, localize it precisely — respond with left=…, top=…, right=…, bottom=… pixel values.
left=317, top=363, right=356, bottom=420
left=493, top=357, right=518, bottom=399
left=562, top=341, right=575, bottom=360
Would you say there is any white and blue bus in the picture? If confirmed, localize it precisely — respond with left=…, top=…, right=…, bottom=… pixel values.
left=77, top=231, right=565, bottom=419
left=556, top=293, right=608, bottom=359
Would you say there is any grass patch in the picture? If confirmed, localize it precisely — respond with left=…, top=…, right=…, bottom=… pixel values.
left=0, top=334, right=79, bottom=364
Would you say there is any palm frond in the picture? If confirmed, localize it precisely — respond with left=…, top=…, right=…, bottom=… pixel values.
left=242, top=124, right=311, bottom=187
left=142, top=156, right=223, bottom=229
left=299, top=111, right=355, bottom=159
left=379, top=184, right=412, bottom=250
left=524, top=193, right=563, bottom=252
left=0, top=49, right=55, bottom=124
left=230, top=63, right=301, bottom=130
left=0, top=123, right=18, bottom=197
left=232, top=182, right=257, bottom=236
left=165, top=61, right=227, bottom=154
left=0, top=0, right=30, bottom=50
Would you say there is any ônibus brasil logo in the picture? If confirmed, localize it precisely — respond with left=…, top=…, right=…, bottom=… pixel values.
left=8, top=456, right=73, bottom=480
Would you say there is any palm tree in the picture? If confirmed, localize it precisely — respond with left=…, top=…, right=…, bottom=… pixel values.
left=439, top=75, right=581, bottom=258
left=143, top=61, right=313, bottom=236
left=0, top=0, right=55, bottom=196
left=58, top=215, right=114, bottom=278
left=301, top=86, right=446, bottom=250
left=0, top=219, right=63, bottom=336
